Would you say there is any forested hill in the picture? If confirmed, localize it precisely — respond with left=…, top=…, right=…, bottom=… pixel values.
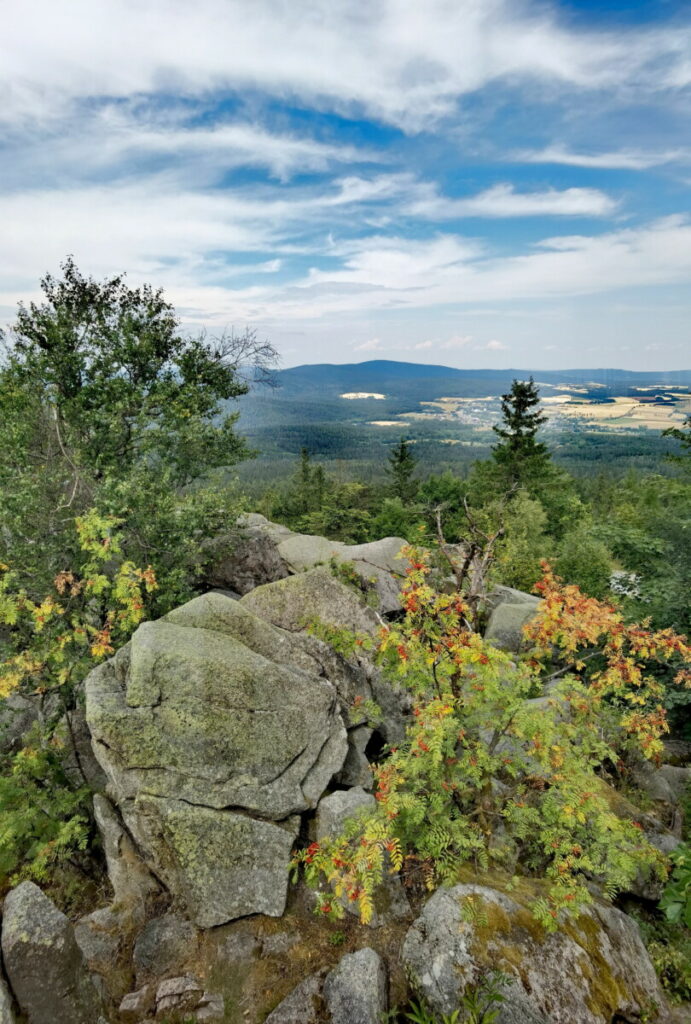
left=238, top=360, right=691, bottom=421
left=234, top=361, right=691, bottom=480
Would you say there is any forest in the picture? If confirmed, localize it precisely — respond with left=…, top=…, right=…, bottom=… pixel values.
left=0, top=261, right=689, bottom=1017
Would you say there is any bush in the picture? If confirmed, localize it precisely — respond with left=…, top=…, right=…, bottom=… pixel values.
left=294, top=550, right=691, bottom=928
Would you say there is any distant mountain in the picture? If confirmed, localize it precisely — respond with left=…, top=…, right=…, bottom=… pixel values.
left=237, top=360, right=691, bottom=430
left=277, top=360, right=691, bottom=396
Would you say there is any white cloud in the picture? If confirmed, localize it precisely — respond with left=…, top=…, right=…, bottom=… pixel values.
left=515, top=146, right=689, bottom=170
left=484, top=339, right=508, bottom=351
left=441, top=334, right=473, bottom=349
left=2, top=108, right=384, bottom=188
left=355, top=338, right=382, bottom=351
left=407, top=183, right=617, bottom=219
left=1, top=0, right=690, bottom=131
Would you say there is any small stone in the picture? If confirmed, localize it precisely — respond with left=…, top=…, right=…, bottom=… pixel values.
left=195, top=993, right=225, bottom=1022
left=119, top=985, right=155, bottom=1022
left=315, top=787, right=375, bottom=840
left=261, top=931, right=300, bottom=956
left=264, top=972, right=325, bottom=1024
left=156, top=974, right=203, bottom=1015
left=134, top=913, right=197, bottom=978
left=323, top=948, right=387, bottom=1024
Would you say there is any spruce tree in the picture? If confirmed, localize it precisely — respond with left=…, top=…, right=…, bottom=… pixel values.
left=492, top=377, right=550, bottom=484
left=388, top=438, right=418, bottom=500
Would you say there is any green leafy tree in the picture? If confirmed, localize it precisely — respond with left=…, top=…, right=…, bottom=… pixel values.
left=663, top=415, right=691, bottom=462
left=493, top=489, right=552, bottom=592
left=388, top=438, right=418, bottom=501
left=554, top=523, right=614, bottom=600
left=0, top=257, right=275, bottom=607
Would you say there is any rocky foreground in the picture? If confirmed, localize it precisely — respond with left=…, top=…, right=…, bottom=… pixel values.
left=0, top=516, right=688, bottom=1024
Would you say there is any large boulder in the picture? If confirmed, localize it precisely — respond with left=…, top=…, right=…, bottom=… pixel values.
left=124, top=796, right=300, bottom=927
left=85, top=592, right=348, bottom=926
left=402, top=883, right=670, bottom=1024
left=1, top=881, right=104, bottom=1024
left=484, top=590, right=540, bottom=653
left=208, top=514, right=409, bottom=614
left=204, top=514, right=291, bottom=595
left=240, top=568, right=381, bottom=635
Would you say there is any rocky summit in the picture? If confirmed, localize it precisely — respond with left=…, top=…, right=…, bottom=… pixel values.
left=0, top=520, right=687, bottom=1024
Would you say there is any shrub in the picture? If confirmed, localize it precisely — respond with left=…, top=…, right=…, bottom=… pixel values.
left=294, top=549, right=691, bottom=928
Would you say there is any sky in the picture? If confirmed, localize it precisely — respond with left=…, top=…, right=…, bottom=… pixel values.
left=1, top=0, right=690, bottom=371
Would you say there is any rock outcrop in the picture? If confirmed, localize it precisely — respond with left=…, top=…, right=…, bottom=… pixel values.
left=86, top=589, right=353, bottom=926
left=1, top=881, right=105, bottom=1024
left=484, top=586, right=541, bottom=652
left=402, top=882, right=670, bottom=1024
left=208, top=514, right=409, bottom=613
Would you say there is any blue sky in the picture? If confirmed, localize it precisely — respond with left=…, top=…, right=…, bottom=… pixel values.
left=1, top=0, right=690, bottom=370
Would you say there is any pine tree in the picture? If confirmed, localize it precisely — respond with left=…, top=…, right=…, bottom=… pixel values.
left=388, top=438, right=418, bottom=500
left=492, top=377, right=550, bottom=484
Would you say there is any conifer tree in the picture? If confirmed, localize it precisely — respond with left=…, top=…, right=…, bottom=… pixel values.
left=388, top=437, right=418, bottom=500
left=492, top=377, right=550, bottom=484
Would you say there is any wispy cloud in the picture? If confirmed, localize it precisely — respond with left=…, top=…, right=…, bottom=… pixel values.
left=1, top=0, right=690, bottom=368
left=515, top=146, right=689, bottom=171
left=2, top=0, right=690, bottom=130
left=406, top=183, right=617, bottom=218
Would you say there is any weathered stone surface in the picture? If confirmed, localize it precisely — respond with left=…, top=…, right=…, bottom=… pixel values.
left=240, top=568, right=381, bottom=636
left=133, top=912, right=197, bottom=978
left=0, top=978, right=15, bottom=1024
left=276, top=532, right=409, bottom=614
left=87, top=609, right=347, bottom=818
left=261, top=931, right=300, bottom=956
left=337, top=724, right=374, bottom=789
left=74, top=906, right=121, bottom=973
left=122, top=796, right=300, bottom=928
left=323, top=948, right=387, bottom=1024
left=484, top=602, right=540, bottom=652
left=119, top=985, right=155, bottom=1022
left=151, top=974, right=224, bottom=1020
left=57, top=707, right=107, bottom=790
left=402, top=883, right=670, bottom=1024
left=196, top=991, right=225, bottom=1022
left=93, top=793, right=159, bottom=914
left=485, top=585, right=541, bottom=616
left=164, top=591, right=322, bottom=676
left=204, top=515, right=291, bottom=594
left=156, top=974, right=203, bottom=1015
left=632, top=762, right=691, bottom=805
left=315, top=787, right=376, bottom=840
left=264, top=972, right=325, bottom=1024
left=0, top=693, right=38, bottom=755
left=1, top=881, right=104, bottom=1024
left=209, top=514, right=409, bottom=612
